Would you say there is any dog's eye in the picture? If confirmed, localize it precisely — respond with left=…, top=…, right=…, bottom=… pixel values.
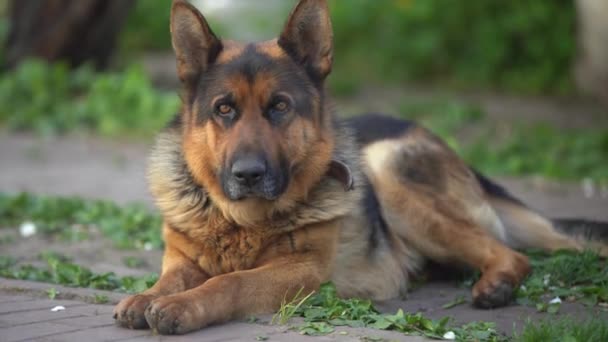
left=273, top=101, right=289, bottom=113
left=266, top=94, right=293, bottom=123
left=217, top=104, right=235, bottom=116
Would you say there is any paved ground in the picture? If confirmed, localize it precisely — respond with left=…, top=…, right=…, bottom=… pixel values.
left=0, top=279, right=426, bottom=342
left=1, top=132, right=607, bottom=341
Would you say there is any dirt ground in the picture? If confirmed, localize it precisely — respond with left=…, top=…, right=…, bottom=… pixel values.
left=1, top=126, right=607, bottom=337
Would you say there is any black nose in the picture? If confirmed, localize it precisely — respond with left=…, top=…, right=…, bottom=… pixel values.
left=231, top=157, right=266, bottom=186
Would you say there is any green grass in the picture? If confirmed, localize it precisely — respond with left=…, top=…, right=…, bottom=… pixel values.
left=0, top=253, right=157, bottom=294
left=516, top=250, right=608, bottom=308
left=464, top=125, right=608, bottom=182
left=282, top=283, right=506, bottom=341
left=272, top=287, right=315, bottom=325
left=0, top=59, right=179, bottom=137
left=398, top=99, right=485, bottom=146
left=0, top=192, right=162, bottom=250
left=46, top=287, right=58, bottom=299
left=93, top=293, right=110, bottom=304
left=513, top=317, right=608, bottom=342
left=123, top=256, right=148, bottom=269
left=458, top=249, right=608, bottom=311
left=276, top=275, right=607, bottom=340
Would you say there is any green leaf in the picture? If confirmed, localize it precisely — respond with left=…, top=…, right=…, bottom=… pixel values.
left=547, top=303, right=560, bottom=314
left=299, top=322, right=334, bottom=336
left=46, top=288, right=58, bottom=300
left=442, top=295, right=467, bottom=309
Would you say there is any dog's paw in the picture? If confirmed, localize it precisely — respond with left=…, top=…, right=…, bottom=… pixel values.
left=472, top=251, right=530, bottom=309
left=113, top=294, right=157, bottom=329
left=145, top=296, right=203, bottom=335
left=472, top=278, right=514, bottom=309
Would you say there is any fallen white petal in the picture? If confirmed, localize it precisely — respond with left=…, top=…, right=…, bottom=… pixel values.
left=50, top=306, right=65, bottom=312
left=549, top=297, right=562, bottom=304
left=19, top=221, right=37, bottom=237
left=443, top=331, right=456, bottom=340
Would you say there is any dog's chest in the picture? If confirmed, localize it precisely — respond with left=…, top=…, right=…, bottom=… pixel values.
left=194, top=221, right=266, bottom=276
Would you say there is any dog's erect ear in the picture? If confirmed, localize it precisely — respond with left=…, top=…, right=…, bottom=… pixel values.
left=278, top=0, right=333, bottom=82
left=170, top=0, right=222, bottom=91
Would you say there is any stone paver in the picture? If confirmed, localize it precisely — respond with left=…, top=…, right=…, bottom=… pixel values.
left=0, top=307, right=83, bottom=328
left=51, top=314, right=116, bottom=328
left=0, top=299, right=87, bottom=315
left=0, top=295, right=37, bottom=304
left=0, top=282, right=428, bottom=342
left=2, top=321, right=83, bottom=342
left=33, top=325, right=148, bottom=342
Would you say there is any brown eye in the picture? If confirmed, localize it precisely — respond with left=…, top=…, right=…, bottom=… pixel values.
left=273, top=101, right=288, bottom=113
left=218, top=104, right=233, bottom=116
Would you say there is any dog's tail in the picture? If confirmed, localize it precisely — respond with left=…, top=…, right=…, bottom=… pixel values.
left=474, top=170, right=608, bottom=256
left=552, top=218, right=608, bottom=255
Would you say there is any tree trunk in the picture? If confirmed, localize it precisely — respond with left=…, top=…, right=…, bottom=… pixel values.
left=575, top=0, right=608, bottom=106
left=4, top=0, right=136, bottom=70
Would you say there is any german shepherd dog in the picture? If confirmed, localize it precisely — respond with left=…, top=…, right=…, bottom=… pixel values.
left=114, top=0, right=608, bottom=334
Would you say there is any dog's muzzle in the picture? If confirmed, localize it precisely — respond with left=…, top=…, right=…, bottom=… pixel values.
left=222, top=155, right=287, bottom=201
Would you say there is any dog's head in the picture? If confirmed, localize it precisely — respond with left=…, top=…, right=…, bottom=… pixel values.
left=170, top=0, right=340, bottom=223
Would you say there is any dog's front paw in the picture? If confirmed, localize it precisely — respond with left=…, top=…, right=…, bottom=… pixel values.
left=145, top=296, right=204, bottom=335
left=113, top=294, right=157, bottom=329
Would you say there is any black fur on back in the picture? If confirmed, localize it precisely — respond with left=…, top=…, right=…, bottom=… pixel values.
left=343, top=114, right=525, bottom=207
left=341, top=114, right=414, bottom=254
left=361, top=181, right=391, bottom=253
left=342, top=113, right=415, bottom=146
left=471, top=169, right=526, bottom=206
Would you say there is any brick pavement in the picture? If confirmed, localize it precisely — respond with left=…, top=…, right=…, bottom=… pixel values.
left=0, top=279, right=426, bottom=342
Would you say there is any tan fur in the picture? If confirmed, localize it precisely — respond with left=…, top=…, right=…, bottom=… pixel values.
left=256, top=39, right=287, bottom=58
left=360, top=128, right=531, bottom=303
left=215, top=40, right=246, bottom=63
left=486, top=197, right=608, bottom=256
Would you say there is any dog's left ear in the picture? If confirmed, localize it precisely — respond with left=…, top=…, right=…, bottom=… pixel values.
left=278, top=0, right=333, bottom=82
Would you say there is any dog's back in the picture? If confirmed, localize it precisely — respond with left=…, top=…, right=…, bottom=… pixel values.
left=331, top=113, right=608, bottom=306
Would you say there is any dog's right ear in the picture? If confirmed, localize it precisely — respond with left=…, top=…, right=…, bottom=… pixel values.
left=170, top=0, right=222, bottom=94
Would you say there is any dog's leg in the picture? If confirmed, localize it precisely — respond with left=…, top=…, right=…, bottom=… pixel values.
left=363, top=134, right=530, bottom=308
left=385, top=204, right=531, bottom=308
left=114, top=225, right=209, bottom=329
left=143, top=222, right=338, bottom=335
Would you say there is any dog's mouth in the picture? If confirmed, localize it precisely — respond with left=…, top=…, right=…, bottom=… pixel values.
left=226, top=188, right=282, bottom=202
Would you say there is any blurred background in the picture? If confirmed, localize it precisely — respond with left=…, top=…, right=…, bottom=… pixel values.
left=0, top=0, right=607, bottom=192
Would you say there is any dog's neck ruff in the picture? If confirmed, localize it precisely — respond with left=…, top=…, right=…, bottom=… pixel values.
left=147, top=121, right=362, bottom=233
